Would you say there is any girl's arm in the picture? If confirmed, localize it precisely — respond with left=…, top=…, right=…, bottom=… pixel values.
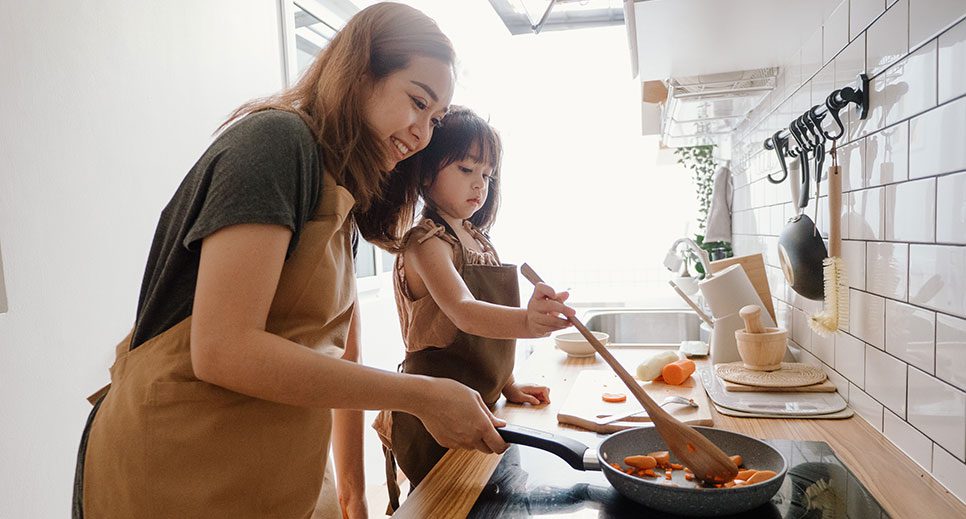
left=406, top=236, right=574, bottom=339
left=332, top=302, right=366, bottom=518
left=190, top=223, right=507, bottom=454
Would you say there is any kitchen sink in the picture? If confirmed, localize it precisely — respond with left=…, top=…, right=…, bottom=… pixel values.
left=582, top=309, right=706, bottom=347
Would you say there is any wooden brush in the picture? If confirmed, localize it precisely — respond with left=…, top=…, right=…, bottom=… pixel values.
left=810, top=150, right=849, bottom=336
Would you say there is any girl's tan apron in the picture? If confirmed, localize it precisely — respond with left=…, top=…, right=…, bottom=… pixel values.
left=384, top=218, right=519, bottom=508
left=78, top=172, right=356, bottom=519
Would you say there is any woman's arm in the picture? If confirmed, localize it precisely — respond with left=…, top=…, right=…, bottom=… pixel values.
left=332, top=302, right=367, bottom=518
left=406, top=237, right=574, bottom=339
left=189, top=223, right=507, bottom=454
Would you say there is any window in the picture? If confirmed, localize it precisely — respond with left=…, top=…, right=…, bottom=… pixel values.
left=280, top=0, right=392, bottom=291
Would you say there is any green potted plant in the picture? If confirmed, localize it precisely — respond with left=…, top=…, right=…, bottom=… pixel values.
left=674, top=145, right=733, bottom=277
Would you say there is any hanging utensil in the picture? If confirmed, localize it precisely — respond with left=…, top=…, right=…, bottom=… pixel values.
left=777, top=157, right=828, bottom=301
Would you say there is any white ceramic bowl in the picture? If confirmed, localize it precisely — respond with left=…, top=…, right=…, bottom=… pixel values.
left=554, top=331, right=609, bottom=357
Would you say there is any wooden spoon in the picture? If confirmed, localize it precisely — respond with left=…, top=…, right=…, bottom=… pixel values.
left=521, top=263, right=738, bottom=484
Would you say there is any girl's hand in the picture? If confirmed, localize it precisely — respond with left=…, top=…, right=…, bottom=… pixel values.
left=503, top=382, right=550, bottom=405
left=525, top=282, right=575, bottom=337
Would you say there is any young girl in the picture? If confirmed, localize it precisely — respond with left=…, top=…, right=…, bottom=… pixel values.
left=74, top=5, right=511, bottom=519
left=375, top=107, right=575, bottom=503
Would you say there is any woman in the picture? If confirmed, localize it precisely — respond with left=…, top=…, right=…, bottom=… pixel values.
left=73, top=4, right=507, bottom=518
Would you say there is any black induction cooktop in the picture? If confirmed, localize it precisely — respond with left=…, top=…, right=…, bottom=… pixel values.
left=467, top=437, right=888, bottom=518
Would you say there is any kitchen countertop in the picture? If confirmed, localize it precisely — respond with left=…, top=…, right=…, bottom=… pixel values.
left=391, top=344, right=966, bottom=518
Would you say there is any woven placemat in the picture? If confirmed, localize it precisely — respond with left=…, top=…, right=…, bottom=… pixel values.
left=715, top=362, right=827, bottom=388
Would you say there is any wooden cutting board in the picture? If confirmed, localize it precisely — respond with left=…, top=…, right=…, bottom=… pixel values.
left=556, top=370, right=713, bottom=434
left=722, top=378, right=837, bottom=392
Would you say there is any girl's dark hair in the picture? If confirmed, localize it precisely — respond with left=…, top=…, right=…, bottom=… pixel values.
left=396, top=106, right=502, bottom=244
left=221, top=2, right=455, bottom=249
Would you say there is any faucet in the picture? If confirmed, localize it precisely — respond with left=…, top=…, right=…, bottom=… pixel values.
left=663, top=238, right=714, bottom=279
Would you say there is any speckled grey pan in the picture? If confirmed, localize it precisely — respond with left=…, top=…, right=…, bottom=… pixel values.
left=498, top=425, right=787, bottom=516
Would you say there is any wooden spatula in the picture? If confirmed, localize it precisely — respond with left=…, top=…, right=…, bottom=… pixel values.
left=521, top=263, right=738, bottom=484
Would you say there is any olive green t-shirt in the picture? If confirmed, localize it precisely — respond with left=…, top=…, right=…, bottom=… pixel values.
left=130, top=110, right=323, bottom=350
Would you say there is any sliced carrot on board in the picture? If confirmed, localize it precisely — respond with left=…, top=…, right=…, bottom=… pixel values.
left=602, top=392, right=627, bottom=403
left=661, top=359, right=696, bottom=385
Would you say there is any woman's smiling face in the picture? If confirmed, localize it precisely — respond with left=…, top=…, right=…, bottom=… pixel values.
left=364, top=56, right=454, bottom=171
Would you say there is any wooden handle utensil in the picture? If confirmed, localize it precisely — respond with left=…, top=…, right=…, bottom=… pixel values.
left=520, top=263, right=738, bottom=484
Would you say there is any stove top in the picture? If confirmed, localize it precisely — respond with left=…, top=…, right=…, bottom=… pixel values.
left=468, top=437, right=889, bottom=518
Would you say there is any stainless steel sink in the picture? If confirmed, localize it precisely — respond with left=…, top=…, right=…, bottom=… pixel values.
left=582, top=309, right=705, bottom=347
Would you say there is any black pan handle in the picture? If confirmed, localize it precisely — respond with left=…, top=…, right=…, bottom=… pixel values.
left=497, top=424, right=596, bottom=471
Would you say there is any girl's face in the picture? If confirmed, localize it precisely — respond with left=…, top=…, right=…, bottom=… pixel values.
left=427, top=144, right=493, bottom=221
left=365, top=56, right=454, bottom=171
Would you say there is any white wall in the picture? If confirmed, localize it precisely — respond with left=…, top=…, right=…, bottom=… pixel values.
left=0, top=1, right=283, bottom=516
left=729, top=0, right=966, bottom=502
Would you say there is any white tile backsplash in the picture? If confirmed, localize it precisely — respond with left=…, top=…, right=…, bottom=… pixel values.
left=885, top=177, right=935, bottom=242
left=852, top=0, right=887, bottom=41
left=839, top=138, right=866, bottom=192
left=933, top=444, right=966, bottom=502
left=909, top=0, right=966, bottom=48
left=907, top=367, right=966, bottom=460
left=866, top=242, right=909, bottom=299
left=811, top=327, right=836, bottom=364
left=886, top=299, right=936, bottom=373
left=908, top=96, right=966, bottom=179
left=865, top=122, right=909, bottom=187
left=836, top=331, right=867, bottom=384
left=731, top=0, right=966, bottom=494
left=847, top=187, right=884, bottom=239
left=840, top=240, right=867, bottom=289
left=835, top=36, right=867, bottom=91
left=865, top=345, right=909, bottom=415
left=868, top=0, right=911, bottom=76
left=884, top=409, right=934, bottom=470
left=825, top=1, right=850, bottom=64
left=936, top=171, right=966, bottom=245
left=936, top=313, right=966, bottom=390
left=850, top=289, right=886, bottom=348
left=908, top=244, right=966, bottom=316
left=938, top=17, right=966, bottom=103
left=849, top=382, right=885, bottom=430
left=804, top=28, right=825, bottom=80
left=874, top=41, right=938, bottom=128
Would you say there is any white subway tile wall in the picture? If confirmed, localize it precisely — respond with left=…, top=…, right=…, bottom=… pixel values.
left=868, top=0, right=910, bottom=75
left=730, top=4, right=966, bottom=501
left=938, top=19, right=966, bottom=103
left=884, top=409, right=934, bottom=470
left=936, top=313, right=966, bottom=390
left=885, top=299, right=936, bottom=373
left=936, top=171, right=966, bottom=244
left=908, top=367, right=966, bottom=460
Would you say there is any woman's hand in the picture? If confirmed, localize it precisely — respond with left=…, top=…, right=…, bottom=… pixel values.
left=411, top=377, right=508, bottom=454
left=338, top=491, right=368, bottom=519
left=525, top=282, right=575, bottom=337
left=502, top=382, right=550, bottom=405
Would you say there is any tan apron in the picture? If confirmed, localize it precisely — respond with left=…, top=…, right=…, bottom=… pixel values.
left=78, top=171, right=356, bottom=519
left=383, top=217, right=519, bottom=509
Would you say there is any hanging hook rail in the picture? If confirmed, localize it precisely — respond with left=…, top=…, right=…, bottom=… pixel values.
left=763, top=73, right=869, bottom=185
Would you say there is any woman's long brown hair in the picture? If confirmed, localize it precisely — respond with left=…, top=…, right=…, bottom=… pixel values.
left=221, top=2, right=454, bottom=249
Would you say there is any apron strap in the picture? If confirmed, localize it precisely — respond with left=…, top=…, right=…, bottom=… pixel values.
left=422, top=207, right=468, bottom=269
left=383, top=445, right=402, bottom=513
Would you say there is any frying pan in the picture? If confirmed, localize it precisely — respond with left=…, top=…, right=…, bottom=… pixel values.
left=778, top=157, right=827, bottom=301
left=497, top=424, right=787, bottom=516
